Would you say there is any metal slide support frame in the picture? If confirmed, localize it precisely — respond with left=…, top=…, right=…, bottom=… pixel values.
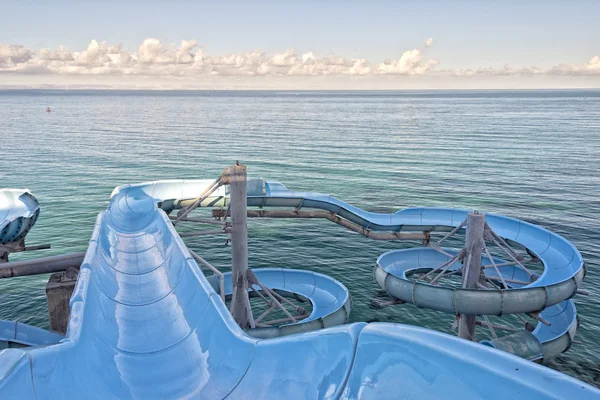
left=458, top=211, right=486, bottom=341
left=210, top=209, right=427, bottom=241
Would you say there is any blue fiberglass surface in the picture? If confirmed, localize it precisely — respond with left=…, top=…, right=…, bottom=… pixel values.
left=255, top=183, right=584, bottom=354
left=376, top=247, right=578, bottom=359
left=0, top=320, right=63, bottom=347
left=258, top=182, right=584, bottom=287
left=220, top=268, right=350, bottom=326
left=0, top=182, right=598, bottom=398
left=340, top=324, right=595, bottom=400
left=116, top=179, right=583, bottom=359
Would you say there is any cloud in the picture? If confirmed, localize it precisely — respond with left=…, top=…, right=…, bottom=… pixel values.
left=376, top=49, right=439, bottom=75
left=135, top=38, right=198, bottom=65
left=0, top=44, right=33, bottom=66
left=446, top=55, right=600, bottom=78
left=270, top=49, right=297, bottom=66
left=548, top=55, right=600, bottom=76
left=0, top=38, right=598, bottom=83
left=39, top=46, right=73, bottom=61
left=73, top=40, right=132, bottom=69
left=0, top=39, right=395, bottom=78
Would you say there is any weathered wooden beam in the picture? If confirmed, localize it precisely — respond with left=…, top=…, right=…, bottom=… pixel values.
left=178, top=229, right=231, bottom=237
left=170, top=196, right=228, bottom=210
left=46, top=268, right=79, bottom=334
left=168, top=215, right=227, bottom=226
left=173, top=178, right=223, bottom=225
left=0, top=241, right=51, bottom=263
left=458, top=211, right=485, bottom=341
left=0, top=243, right=51, bottom=254
left=211, top=209, right=427, bottom=241
left=0, top=252, right=85, bottom=279
left=227, top=163, right=254, bottom=330
left=188, top=248, right=226, bottom=303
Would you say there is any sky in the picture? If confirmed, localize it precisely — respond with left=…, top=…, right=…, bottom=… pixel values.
left=1, top=1, right=599, bottom=89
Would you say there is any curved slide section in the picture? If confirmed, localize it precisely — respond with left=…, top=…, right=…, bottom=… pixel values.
left=0, top=187, right=597, bottom=398
left=254, top=185, right=585, bottom=297
left=0, top=189, right=40, bottom=245
left=114, top=180, right=585, bottom=297
left=215, top=268, right=352, bottom=338
left=113, top=179, right=585, bottom=361
left=251, top=184, right=585, bottom=361
left=374, top=246, right=579, bottom=317
left=113, top=181, right=353, bottom=339
left=375, top=247, right=579, bottom=361
left=480, top=301, right=578, bottom=362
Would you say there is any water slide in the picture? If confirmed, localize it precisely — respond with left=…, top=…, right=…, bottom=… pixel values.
left=115, top=179, right=584, bottom=358
left=0, top=184, right=597, bottom=399
left=0, top=189, right=40, bottom=246
left=0, top=180, right=597, bottom=398
left=1, top=188, right=54, bottom=348
left=0, top=320, right=63, bottom=349
left=375, top=247, right=579, bottom=361
left=251, top=182, right=584, bottom=361
left=214, top=268, right=352, bottom=338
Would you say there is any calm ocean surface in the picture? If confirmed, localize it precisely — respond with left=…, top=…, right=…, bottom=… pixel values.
left=1, top=89, right=599, bottom=385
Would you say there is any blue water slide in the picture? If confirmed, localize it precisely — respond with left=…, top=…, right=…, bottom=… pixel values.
left=113, top=180, right=353, bottom=336
left=111, top=179, right=585, bottom=360
left=214, top=268, right=352, bottom=338
left=0, top=186, right=597, bottom=399
left=375, top=248, right=578, bottom=361
left=0, top=189, right=40, bottom=245
left=0, top=189, right=64, bottom=349
left=0, top=320, right=63, bottom=348
left=257, top=184, right=584, bottom=361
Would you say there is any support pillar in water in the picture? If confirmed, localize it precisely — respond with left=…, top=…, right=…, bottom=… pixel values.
left=458, top=211, right=486, bottom=341
left=46, top=267, right=79, bottom=334
left=226, top=163, right=254, bottom=329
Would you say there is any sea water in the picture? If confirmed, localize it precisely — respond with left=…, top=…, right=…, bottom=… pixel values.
left=1, top=89, right=599, bottom=385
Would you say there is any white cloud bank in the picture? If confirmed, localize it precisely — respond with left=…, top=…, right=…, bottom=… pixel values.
left=1, top=38, right=599, bottom=87
left=0, top=39, right=379, bottom=77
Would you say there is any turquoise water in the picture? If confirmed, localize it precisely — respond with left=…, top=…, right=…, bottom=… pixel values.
left=1, top=89, right=599, bottom=385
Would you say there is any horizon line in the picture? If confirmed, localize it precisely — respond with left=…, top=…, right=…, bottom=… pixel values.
left=2, top=87, right=600, bottom=92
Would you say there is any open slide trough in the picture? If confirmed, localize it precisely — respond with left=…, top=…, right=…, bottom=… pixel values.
left=0, top=178, right=597, bottom=399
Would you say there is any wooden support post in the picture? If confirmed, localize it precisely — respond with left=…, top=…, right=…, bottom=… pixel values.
left=46, top=267, right=79, bottom=334
left=226, top=163, right=254, bottom=329
left=458, top=211, right=485, bottom=341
